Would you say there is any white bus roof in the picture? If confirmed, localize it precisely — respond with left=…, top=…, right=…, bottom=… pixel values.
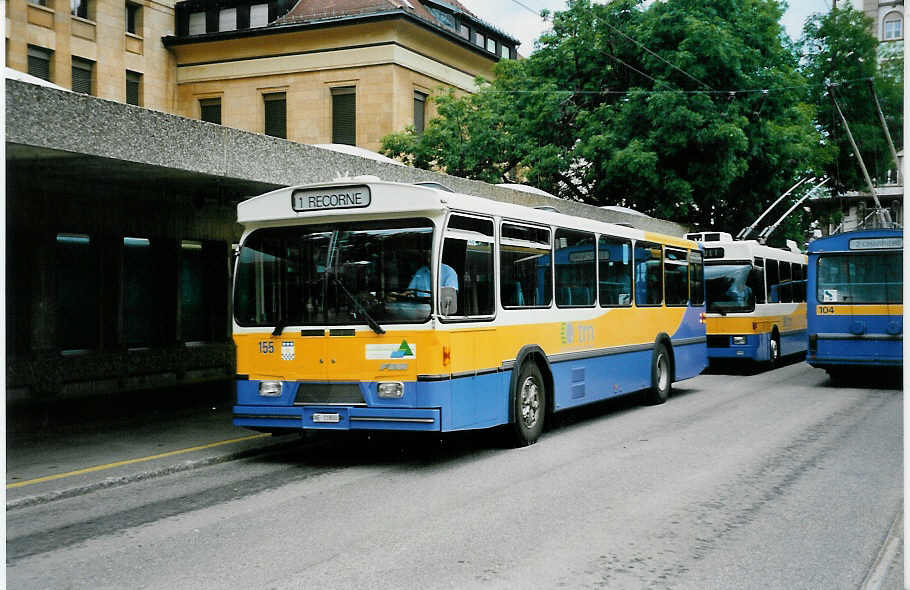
left=700, top=239, right=807, bottom=263
left=237, top=178, right=697, bottom=248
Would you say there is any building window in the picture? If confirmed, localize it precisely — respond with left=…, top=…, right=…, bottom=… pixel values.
left=264, top=92, right=287, bottom=139
left=126, top=2, right=140, bottom=34
left=250, top=3, right=268, bottom=27
left=219, top=7, right=237, bottom=31
left=126, top=71, right=141, bottom=106
left=427, top=6, right=455, bottom=30
left=71, top=0, right=89, bottom=19
left=331, top=86, right=356, bottom=145
left=413, top=91, right=427, bottom=133
left=180, top=241, right=209, bottom=342
left=500, top=45, right=511, bottom=59
left=188, top=11, right=206, bottom=34
left=56, top=234, right=99, bottom=351
left=123, top=237, right=156, bottom=347
left=29, top=0, right=48, bottom=6
left=486, top=37, right=496, bottom=53
left=71, top=57, right=93, bottom=95
left=458, top=24, right=470, bottom=39
left=884, top=14, right=902, bottom=40
left=27, top=46, right=52, bottom=82
left=474, top=31, right=484, bottom=47
left=199, top=97, right=221, bottom=124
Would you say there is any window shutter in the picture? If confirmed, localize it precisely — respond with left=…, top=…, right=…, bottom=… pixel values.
left=264, top=93, right=287, bottom=139
left=332, top=87, right=356, bottom=145
left=72, top=58, right=93, bottom=95
left=27, top=46, right=51, bottom=81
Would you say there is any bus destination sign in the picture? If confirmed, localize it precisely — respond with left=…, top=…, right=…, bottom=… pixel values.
left=849, top=237, right=902, bottom=251
left=292, top=186, right=371, bottom=212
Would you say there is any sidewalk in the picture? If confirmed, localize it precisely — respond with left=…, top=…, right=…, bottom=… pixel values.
left=6, top=387, right=296, bottom=509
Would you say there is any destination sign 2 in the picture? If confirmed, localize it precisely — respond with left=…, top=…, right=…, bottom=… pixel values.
left=292, top=186, right=371, bottom=212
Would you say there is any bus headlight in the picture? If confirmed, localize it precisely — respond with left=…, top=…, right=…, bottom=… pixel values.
left=259, top=381, right=283, bottom=397
left=732, top=336, right=747, bottom=345
left=377, top=382, right=404, bottom=399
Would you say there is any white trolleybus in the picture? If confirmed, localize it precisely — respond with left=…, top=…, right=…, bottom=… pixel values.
left=687, top=232, right=808, bottom=367
left=233, top=178, right=708, bottom=446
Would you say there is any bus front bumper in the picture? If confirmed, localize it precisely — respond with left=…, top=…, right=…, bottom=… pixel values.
left=707, top=334, right=764, bottom=361
left=233, top=405, right=442, bottom=432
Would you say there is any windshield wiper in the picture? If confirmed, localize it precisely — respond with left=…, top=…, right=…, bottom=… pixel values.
left=271, top=319, right=287, bottom=337
left=328, top=272, right=385, bottom=335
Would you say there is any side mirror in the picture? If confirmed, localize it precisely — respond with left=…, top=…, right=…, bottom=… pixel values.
left=439, top=286, right=457, bottom=316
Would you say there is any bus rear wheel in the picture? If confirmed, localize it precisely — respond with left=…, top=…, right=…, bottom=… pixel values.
left=507, top=362, right=546, bottom=447
left=642, top=342, right=671, bottom=406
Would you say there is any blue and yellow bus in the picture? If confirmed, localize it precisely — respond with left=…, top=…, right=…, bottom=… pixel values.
left=232, top=178, right=708, bottom=446
left=690, top=235, right=808, bottom=367
left=806, top=229, right=902, bottom=379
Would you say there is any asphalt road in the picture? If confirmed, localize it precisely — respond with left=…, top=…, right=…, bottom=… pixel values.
left=7, top=362, right=903, bottom=589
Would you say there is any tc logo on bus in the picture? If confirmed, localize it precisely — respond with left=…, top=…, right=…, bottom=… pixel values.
left=561, top=322, right=594, bottom=345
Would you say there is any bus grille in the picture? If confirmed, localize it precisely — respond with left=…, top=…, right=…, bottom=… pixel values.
left=294, top=383, right=365, bottom=405
left=707, top=335, right=730, bottom=348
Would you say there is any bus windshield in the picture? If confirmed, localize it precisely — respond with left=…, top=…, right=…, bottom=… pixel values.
left=816, top=253, right=902, bottom=304
left=234, top=219, right=434, bottom=328
left=705, top=263, right=756, bottom=313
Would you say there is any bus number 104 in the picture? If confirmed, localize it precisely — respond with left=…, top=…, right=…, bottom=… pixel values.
left=817, top=306, right=837, bottom=315
left=258, top=341, right=275, bottom=354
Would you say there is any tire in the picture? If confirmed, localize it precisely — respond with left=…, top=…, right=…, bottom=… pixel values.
left=507, top=362, right=546, bottom=447
left=767, top=331, right=781, bottom=369
left=642, top=342, right=671, bottom=405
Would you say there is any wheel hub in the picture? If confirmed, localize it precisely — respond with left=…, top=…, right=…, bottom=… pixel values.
left=520, top=376, right=540, bottom=428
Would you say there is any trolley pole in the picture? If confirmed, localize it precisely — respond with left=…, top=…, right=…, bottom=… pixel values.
left=828, top=84, right=891, bottom=227
left=867, top=78, right=902, bottom=185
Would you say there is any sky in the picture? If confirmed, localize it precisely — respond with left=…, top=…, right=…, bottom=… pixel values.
left=458, top=0, right=853, bottom=56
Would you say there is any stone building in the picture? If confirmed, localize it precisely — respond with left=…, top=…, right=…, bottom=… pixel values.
left=6, top=0, right=518, bottom=151
left=862, top=0, right=904, bottom=46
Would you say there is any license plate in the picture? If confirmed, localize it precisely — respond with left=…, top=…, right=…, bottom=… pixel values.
left=312, top=413, right=341, bottom=424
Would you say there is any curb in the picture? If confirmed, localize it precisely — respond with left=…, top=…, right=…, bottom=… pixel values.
left=7, top=437, right=300, bottom=511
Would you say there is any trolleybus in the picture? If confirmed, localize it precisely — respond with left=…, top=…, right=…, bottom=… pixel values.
left=688, top=233, right=808, bottom=367
left=806, top=229, right=902, bottom=378
left=232, top=178, right=708, bottom=446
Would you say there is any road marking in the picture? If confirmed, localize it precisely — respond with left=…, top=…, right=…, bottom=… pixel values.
left=7, top=433, right=271, bottom=489
left=860, top=509, right=903, bottom=590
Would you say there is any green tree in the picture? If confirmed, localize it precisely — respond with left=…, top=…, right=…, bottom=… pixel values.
left=798, top=6, right=903, bottom=192
left=382, top=0, right=825, bottom=235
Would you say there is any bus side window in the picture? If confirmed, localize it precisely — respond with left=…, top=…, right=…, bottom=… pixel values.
left=634, top=241, right=663, bottom=306
left=501, top=223, right=552, bottom=308
left=555, top=228, right=595, bottom=307
left=442, top=214, right=495, bottom=318
left=689, top=249, right=704, bottom=306
left=599, top=236, right=633, bottom=306
left=751, top=257, right=766, bottom=304
left=766, top=258, right=780, bottom=303
left=779, top=261, right=792, bottom=303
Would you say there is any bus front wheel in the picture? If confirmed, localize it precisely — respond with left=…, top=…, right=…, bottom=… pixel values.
left=642, top=342, right=671, bottom=406
left=508, top=362, right=546, bottom=447
left=767, top=332, right=781, bottom=369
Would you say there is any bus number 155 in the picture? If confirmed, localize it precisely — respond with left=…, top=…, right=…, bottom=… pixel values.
left=258, top=341, right=275, bottom=354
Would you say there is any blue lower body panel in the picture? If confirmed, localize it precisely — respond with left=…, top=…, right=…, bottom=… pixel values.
left=808, top=336, right=902, bottom=368
left=709, top=331, right=806, bottom=362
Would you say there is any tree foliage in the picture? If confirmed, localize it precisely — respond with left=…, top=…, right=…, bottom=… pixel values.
left=798, top=6, right=903, bottom=192
left=381, top=0, right=831, bottom=234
